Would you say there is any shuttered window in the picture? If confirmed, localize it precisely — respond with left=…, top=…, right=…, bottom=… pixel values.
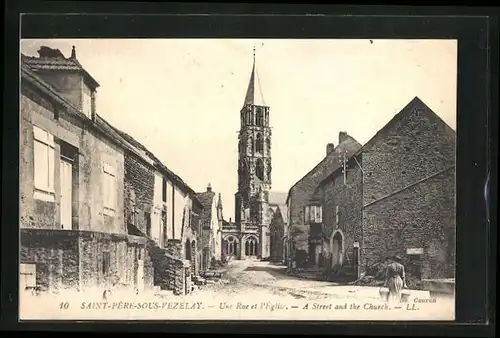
left=33, top=126, right=55, bottom=201
left=102, top=161, right=116, bottom=216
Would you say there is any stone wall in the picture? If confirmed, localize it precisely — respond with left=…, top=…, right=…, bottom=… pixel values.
left=20, top=229, right=152, bottom=292
left=361, top=99, right=456, bottom=280
left=20, top=228, right=80, bottom=292
left=123, top=152, right=155, bottom=237
left=320, top=156, right=363, bottom=272
left=34, top=71, right=84, bottom=111
left=79, top=231, right=153, bottom=291
left=363, top=168, right=456, bottom=279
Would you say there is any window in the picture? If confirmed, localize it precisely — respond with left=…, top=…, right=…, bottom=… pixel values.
left=102, top=161, right=116, bottom=216
left=305, top=205, right=322, bottom=224
left=33, top=126, right=55, bottom=201
left=256, top=134, right=264, bottom=154
left=162, top=178, right=167, bottom=203
left=145, top=211, right=151, bottom=237
left=335, top=206, right=340, bottom=225
left=256, top=159, right=264, bottom=180
left=256, top=108, right=264, bottom=126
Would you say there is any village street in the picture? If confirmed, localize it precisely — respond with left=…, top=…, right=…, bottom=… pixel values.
left=190, top=260, right=386, bottom=302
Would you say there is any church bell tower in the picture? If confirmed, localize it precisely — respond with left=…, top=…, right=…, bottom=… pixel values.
left=235, top=47, right=272, bottom=259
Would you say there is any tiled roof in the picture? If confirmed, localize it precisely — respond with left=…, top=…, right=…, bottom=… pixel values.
left=22, top=53, right=83, bottom=71
left=317, top=137, right=363, bottom=188
left=21, top=53, right=100, bottom=88
left=287, top=135, right=363, bottom=203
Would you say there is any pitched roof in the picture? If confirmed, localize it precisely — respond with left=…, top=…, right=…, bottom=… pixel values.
left=286, top=133, right=362, bottom=204
left=355, top=96, right=455, bottom=156
left=318, top=97, right=456, bottom=187
left=243, top=53, right=266, bottom=107
left=21, top=54, right=201, bottom=206
left=268, top=191, right=287, bottom=206
left=109, top=126, right=202, bottom=204
left=21, top=49, right=100, bottom=89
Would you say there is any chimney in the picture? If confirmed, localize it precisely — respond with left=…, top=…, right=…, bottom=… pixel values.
left=37, top=46, right=65, bottom=58
left=339, top=131, right=349, bottom=144
left=70, top=45, right=76, bottom=59
left=326, top=143, right=335, bottom=156
left=207, top=183, right=212, bottom=192
left=229, top=217, right=232, bottom=223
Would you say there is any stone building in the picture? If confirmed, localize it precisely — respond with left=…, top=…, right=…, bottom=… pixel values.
left=311, top=142, right=364, bottom=282
left=361, top=97, right=456, bottom=281
left=286, top=132, right=361, bottom=268
left=221, top=50, right=283, bottom=261
left=269, top=204, right=288, bottom=264
left=19, top=46, right=152, bottom=293
left=196, top=184, right=223, bottom=270
left=19, top=46, right=204, bottom=296
left=286, top=96, right=456, bottom=284
left=111, top=128, right=204, bottom=295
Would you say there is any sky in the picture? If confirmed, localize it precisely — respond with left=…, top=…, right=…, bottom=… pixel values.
left=20, top=39, right=457, bottom=220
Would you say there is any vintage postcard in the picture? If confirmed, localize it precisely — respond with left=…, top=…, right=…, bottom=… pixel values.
left=19, top=38, right=456, bottom=321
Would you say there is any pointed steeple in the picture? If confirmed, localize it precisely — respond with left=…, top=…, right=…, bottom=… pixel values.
left=243, top=46, right=266, bottom=107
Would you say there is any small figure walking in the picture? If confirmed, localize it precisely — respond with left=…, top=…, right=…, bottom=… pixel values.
left=385, top=256, right=408, bottom=303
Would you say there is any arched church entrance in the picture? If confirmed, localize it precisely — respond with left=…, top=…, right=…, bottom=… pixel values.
left=331, top=231, right=344, bottom=268
left=245, top=236, right=258, bottom=258
left=224, top=236, right=239, bottom=258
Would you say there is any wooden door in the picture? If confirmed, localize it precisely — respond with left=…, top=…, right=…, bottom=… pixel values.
left=59, top=158, right=73, bottom=230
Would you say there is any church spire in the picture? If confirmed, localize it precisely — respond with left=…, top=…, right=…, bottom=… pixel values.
left=243, top=46, right=266, bottom=107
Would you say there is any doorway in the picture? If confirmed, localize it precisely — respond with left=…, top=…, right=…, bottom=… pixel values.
left=59, top=157, right=73, bottom=230
left=331, top=231, right=344, bottom=267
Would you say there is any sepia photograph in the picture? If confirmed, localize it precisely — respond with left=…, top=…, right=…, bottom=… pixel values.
left=19, top=38, right=457, bottom=321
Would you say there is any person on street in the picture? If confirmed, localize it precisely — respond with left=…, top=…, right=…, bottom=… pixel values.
left=385, top=255, right=408, bottom=303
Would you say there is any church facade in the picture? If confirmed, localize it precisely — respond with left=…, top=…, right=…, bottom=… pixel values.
left=221, top=51, right=283, bottom=261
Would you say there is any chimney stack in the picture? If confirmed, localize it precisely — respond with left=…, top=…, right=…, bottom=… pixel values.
left=326, top=143, right=335, bottom=156
left=339, top=131, right=349, bottom=144
left=70, top=45, right=76, bottom=59
left=37, top=46, right=64, bottom=58
left=207, top=183, right=212, bottom=192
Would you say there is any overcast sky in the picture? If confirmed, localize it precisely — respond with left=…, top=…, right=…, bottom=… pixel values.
left=20, top=39, right=457, bottom=220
